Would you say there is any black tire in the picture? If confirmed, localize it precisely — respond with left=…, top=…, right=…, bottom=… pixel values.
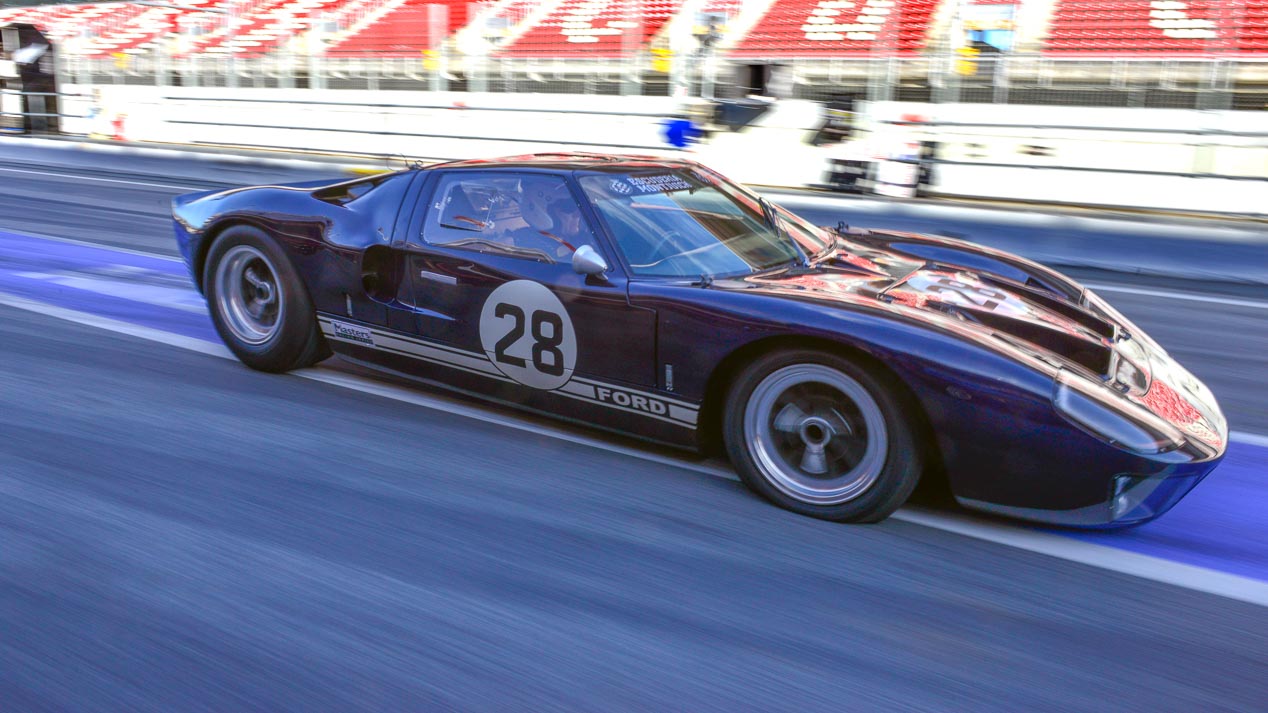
left=203, top=225, right=331, bottom=373
left=723, top=349, right=923, bottom=523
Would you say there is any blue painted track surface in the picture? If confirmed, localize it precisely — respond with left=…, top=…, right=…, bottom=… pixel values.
left=3, top=228, right=1263, bottom=584
left=1062, top=442, right=1267, bottom=580
left=0, top=230, right=215, bottom=341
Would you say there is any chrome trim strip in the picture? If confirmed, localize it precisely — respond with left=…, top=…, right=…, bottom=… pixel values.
left=419, top=270, right=458, bottom=285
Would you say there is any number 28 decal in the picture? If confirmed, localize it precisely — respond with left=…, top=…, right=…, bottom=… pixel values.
left=479, top=280, right=577, bottom=390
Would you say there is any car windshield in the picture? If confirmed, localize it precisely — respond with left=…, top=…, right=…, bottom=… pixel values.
left=578, top=168, right=833, bottom=278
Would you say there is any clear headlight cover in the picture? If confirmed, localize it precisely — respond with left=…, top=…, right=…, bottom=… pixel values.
left=1053, top=370, right=1186, bottom=455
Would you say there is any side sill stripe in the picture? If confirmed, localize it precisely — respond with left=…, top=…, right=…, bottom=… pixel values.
left=321, top=326, right=517, bottom=385
left=317, top=314, right=699, bottom=429
left=319, top=317, right=510, bottom=383
left=572, top=374, right=700, bottom=410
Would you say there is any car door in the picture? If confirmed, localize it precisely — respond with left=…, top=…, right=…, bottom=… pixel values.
left=391, top=170, right=691, bottom=440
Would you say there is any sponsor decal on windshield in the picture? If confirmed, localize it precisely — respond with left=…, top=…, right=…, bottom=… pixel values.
left=611, top=174, right=696, bottom=196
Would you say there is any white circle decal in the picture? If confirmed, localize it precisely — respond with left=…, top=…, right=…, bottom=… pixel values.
left=479, top=280, right=577, bottom=390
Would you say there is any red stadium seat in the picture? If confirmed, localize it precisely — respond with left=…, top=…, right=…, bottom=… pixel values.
left=0, top=2, right=206, bottom=58
left=729, top=0, right=938, bottom=58
left=327, top=0, right=472, bottom=57
left=495, top=0, right=686, bottom=59
left=4, top=0, right=1264, bottom=62
left=1043, top=0, right=1265, bottom=55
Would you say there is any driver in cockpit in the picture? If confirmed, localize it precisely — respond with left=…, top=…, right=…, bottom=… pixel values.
left=506, top=177, right=588, bottom=260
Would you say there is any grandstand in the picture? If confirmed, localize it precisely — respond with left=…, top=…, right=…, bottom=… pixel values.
left=1, top=0, right=1266, bottom=105
left=494, top=0, right=685, bottom=58
left=1047, top=0, right=1226, bottom=53
left=3, top=0, right=1266, bottom=57
left=730, top=0, right=940, bottom=57
left=326, top=0, right=471, bottom=57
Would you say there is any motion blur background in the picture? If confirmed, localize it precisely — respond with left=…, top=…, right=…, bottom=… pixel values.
left=1, top=1, right=1267, bottom=711
left=2, top=0, right=1268, bottom=211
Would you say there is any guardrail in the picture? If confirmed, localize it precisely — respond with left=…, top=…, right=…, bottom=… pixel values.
left=54, top=51, right=1268, bottom=109
left=883, top=119, right=1268, bottom=139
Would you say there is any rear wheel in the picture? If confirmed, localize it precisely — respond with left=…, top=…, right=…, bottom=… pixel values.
left=204, top=226, right=330, bottom=372
left=723, top=349, right=923, bottom=523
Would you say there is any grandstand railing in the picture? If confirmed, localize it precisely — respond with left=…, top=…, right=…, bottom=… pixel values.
left=15, top=0, right=1265, bottom=109
left=55, top=51, right=1268, bottom=110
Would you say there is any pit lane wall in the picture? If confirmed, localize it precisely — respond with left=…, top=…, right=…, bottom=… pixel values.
left=56, top=85, right=686, bottom=165
left=55, top=85, right=1268, bottom=217
left=855, top=102, right=1268, bottom=217
left=49, top=85, right=878, bottom=192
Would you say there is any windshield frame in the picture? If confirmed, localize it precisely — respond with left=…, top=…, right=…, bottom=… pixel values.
left=696, top=165, right=835, bottom=264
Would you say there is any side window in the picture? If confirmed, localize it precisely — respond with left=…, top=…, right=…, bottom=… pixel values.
left=421, top=172, right=599, bottom=263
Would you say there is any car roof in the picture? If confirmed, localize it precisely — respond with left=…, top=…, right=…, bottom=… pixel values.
left=426, top=152, right=699, bottom=173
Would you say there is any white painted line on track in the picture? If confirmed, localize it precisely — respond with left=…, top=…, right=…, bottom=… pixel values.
left=3, top=229, right=185, bottom=262
left=0, top=292, right=231, bottom=358
left=895, top=508, right=1268, bottom=608
left=2, top=135, right=384, bottom=173
left=294, top=368, right=740, bottom=482
left=3, top=289, right=1266, bottom=605
left=1086, top=283, right=1268, bottom=310
left=0, top=291, right=738, bottom=482
left=0, top=165, right=200, bottom=191
left=1231, top=431, right=1268, bottom=449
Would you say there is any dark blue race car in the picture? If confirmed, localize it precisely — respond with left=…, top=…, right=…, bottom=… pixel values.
left=172, top=153, right=1227, bottom=527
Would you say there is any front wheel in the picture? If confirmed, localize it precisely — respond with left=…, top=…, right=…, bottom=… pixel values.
left=204, top=226, right=330, bottom=373
left=723, top=350, right=923, bottom=523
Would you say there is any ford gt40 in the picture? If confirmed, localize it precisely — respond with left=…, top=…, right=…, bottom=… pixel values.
left=172, top=153, right=1227, bottom=527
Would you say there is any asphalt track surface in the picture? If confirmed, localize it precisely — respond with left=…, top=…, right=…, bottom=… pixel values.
left=1, top=143, right=1266, bottom=711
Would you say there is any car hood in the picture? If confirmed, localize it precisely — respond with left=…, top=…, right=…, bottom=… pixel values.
left=714, top=230, right=1122, bottom=378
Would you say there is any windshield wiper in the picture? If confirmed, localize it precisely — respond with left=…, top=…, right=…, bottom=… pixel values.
left=757, top=195, right=778, bottom=233
left=758, top=196, right=810, bottom=268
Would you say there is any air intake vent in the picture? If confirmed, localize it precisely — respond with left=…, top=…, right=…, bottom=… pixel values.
left=971, top=309, right=1113, bottom=376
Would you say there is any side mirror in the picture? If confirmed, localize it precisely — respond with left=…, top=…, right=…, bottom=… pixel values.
left=571, top=245, right=609, bottom=277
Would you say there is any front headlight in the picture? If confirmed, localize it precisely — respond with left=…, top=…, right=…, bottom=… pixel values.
left=1053, top=370, right=1185, bottom=455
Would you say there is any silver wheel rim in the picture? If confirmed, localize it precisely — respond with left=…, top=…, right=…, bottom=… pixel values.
left=744, top=364, right=889, bottom=505
left=214, top=245, right=284, bottom=345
